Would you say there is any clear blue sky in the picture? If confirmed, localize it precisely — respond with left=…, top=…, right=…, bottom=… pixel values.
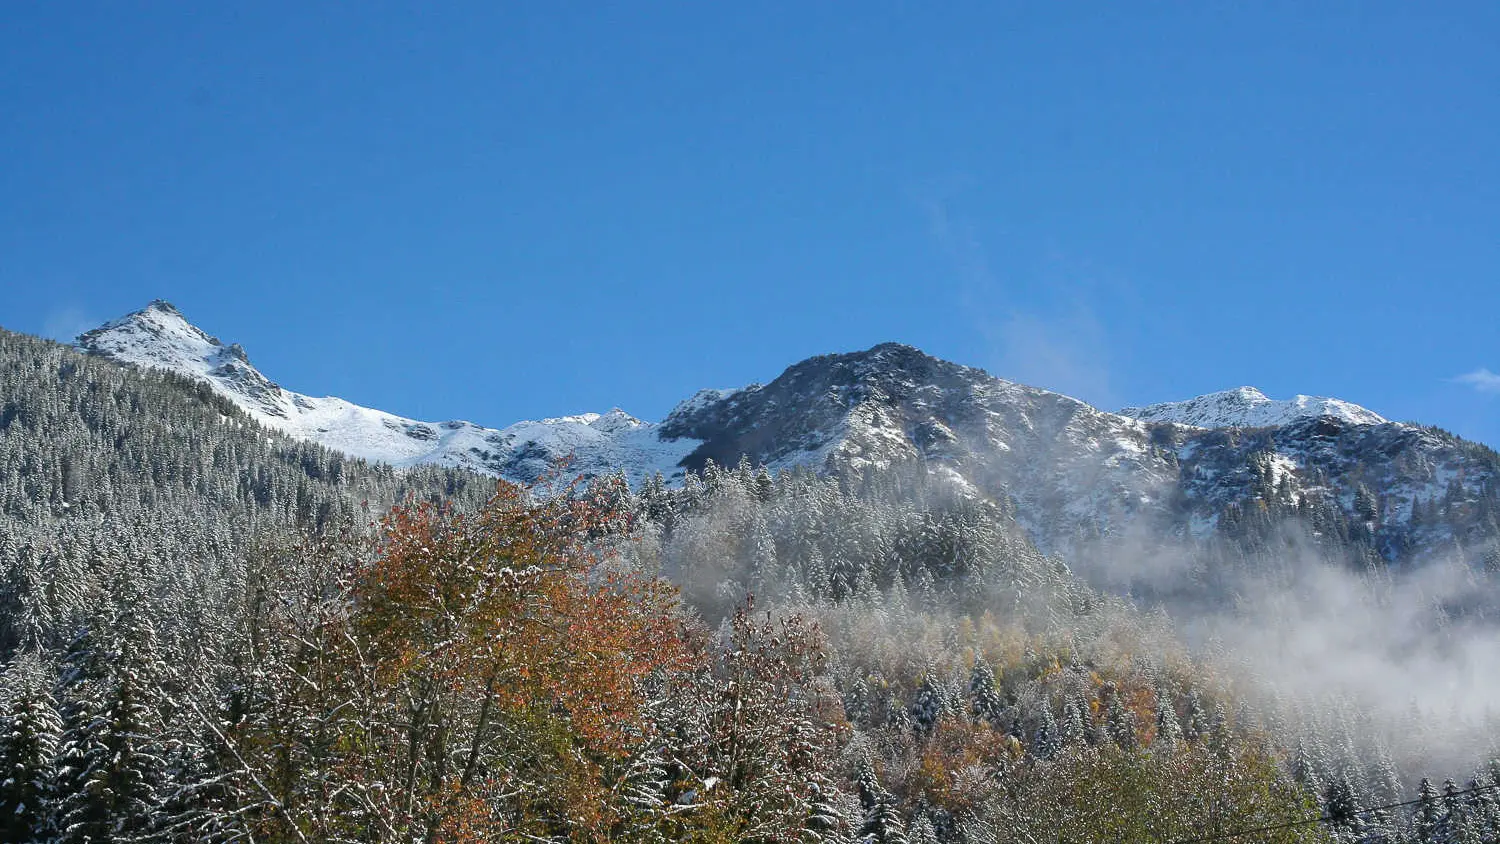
left=3, top=3, right=1497, bottom=444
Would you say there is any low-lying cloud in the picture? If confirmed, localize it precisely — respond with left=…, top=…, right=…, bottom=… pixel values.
left=1077, top=525, right=1500, bottom=780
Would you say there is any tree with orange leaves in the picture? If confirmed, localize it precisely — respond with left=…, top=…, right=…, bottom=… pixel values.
left=233, top=480, right=690, bottom=842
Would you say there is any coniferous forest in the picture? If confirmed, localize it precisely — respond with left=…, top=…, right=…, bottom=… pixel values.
left=4, top=327, right=1500, bottom=843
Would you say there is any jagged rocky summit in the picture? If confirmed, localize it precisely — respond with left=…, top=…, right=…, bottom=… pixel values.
left=78, top=302, right=1500, bottom=562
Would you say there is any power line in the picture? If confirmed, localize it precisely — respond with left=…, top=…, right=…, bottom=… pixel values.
left=1166, top=780, right=1500, bottom=844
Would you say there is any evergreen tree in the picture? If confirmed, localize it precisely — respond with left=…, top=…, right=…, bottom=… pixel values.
left=0, top=657, right=62, bottom=842
left=908, top=813, right=939, bottom=844
left=910, top=675, right=943, bottom=737
left=56, top=665, right=165, bottom=842
left=1060, top=698, right=1088, bottom=748
left=1452, top=778, right=1489, bottom=844
left=1106, top=691, right=1138, bottom=751
left=1154, top=690, right=1183, bottom=753
left=1413, top=777, right=1448, bottom=844
left=805, top=780, right=852, bottom=843
left=968, top=660, right=1003, bottom=727
left=1034, top=704, right=1060, bottom=760
left=857, top=760, right=907, bottom=844
left=1324, top=775, right=1367, bottom=843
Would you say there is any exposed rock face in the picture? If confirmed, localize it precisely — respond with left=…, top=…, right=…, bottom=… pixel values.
left=81, top=306, right=1500, bottom=566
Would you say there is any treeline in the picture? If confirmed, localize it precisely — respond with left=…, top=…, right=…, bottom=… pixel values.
left=0, top=326, right=1497, bottom=841
left=3, top=472, right=1329, bottom=842
left=631, top=462, right=1500, bottom=844
left=0, top=328, right=490, bottom=657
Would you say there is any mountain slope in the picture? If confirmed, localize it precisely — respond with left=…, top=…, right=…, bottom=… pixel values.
left=659, top=342, right=1179, bottom=549
left=77, top=304, right=1500, bottom=566
left=1119, top=386, right=1388, bottom=428
left=78, top=301, right=699, bottom=484
left=0, top=324, right=496, bottom=652
left=660, top=343, right=1498, bottom=562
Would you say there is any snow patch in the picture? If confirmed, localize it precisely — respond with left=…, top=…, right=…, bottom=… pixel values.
left=78, top=302, right=699, bottom=485
left=1119, top=386, right=1388, bottom=429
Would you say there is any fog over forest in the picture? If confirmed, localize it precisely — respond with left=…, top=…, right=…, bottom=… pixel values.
left=3, top=326, right=1499, bottom=843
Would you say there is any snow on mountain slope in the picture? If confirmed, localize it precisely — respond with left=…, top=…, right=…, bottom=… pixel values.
left=77, top=301, right=699, bottom=484
left=655, top=343, right=1500, bottom=565
left=1117, top=386, right=1387, bottom=429
left=659, top=342, right=1184, bottom=552
left=78, top=302, right=1498, bottom=569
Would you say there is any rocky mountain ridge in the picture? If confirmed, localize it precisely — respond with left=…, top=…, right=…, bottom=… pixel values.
left=78, top=301, right=699, bottom=485
left=1119, top=385, right=1388, bottom=429
left=77, top=302, right=1500, bottom=565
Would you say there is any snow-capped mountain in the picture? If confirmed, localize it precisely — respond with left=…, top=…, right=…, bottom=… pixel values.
left=77, top=301, right=699, bottom=485
left=659, top=342, right=1181, bottom=548
left=655, top=345, right=1494, bottom=560
left=1118, top=386, right=1388, bottom=429
left=78, top=302, right=1500, bottom=565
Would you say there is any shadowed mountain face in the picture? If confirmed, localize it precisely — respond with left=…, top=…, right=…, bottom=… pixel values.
left=80, top=306, right=1500, bottom=566
left=660, top=343, right=1500, bottom=561
left=659, top=343, right=1178, bottom=551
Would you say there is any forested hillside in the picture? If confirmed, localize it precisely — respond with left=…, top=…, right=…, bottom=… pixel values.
left=2, top=325, right=1499, bottom=842
left=0, top=327, right=502, bottom=841
left=0, top=327, right=492, bottom=654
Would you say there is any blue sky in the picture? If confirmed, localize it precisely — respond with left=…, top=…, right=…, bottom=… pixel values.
left=3, top=3, right=1497, bottom=444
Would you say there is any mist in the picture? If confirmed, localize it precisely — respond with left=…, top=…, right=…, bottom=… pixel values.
left=1075, top=521, right=1500, bottom=782
left=647, top=463, right=1500, bottom=793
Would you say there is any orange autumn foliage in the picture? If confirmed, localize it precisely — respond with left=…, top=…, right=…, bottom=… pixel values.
left=906, top=719, right=1016, bottom=812
left=241, top=479, right=695, bottom=843
left=357, top=481, right=686, bottom=753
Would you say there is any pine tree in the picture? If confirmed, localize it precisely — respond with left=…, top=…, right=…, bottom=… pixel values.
left=1413, top=777, right=1448, bottom=844
left=1060, top=698, right=1087, bottom=748
left=1291, top=741, right=1326, bottom=803
left=805, top=779, right=851, bottom=843
left=1453, top=778, right=1489, bottom=844
left=968, top=660, right=1003, bottom=727
left=910, top=675, right=943, bottom=737
left=1154, top=691, right=1183, bottom=753
left=1184, top=691, right=1211, bottom=743
left=57, top=664, right=165, bottom=842
left=0, top=657, right=63, bottom=842
left=1468, top=772, right=1500, bottom=844
left=1033, top=704, right=1060, bottom=760
left=1106, top=691, right=1138, bottom=751
left=908, top=813, right=939, bottom=844
left=54, top=688, right=110, bottom=844
left=856, top=760, right=907, bottom=844
left=1324, top=775, right=1367, bottom=843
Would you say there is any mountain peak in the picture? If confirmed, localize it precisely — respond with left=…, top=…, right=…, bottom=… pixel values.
left=1118, top=386, right=1387, bottom=429
left=863, top=341, right=926, bottom=357
left=74, top=302, right=698, bottom=483
left=847, top=341, right=940, bottom=366
left=1224, top=386, right=1269, bottom=402
left=80, top=300, right=227, bottom=369
left=776, top=342, right=991, bottom=394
